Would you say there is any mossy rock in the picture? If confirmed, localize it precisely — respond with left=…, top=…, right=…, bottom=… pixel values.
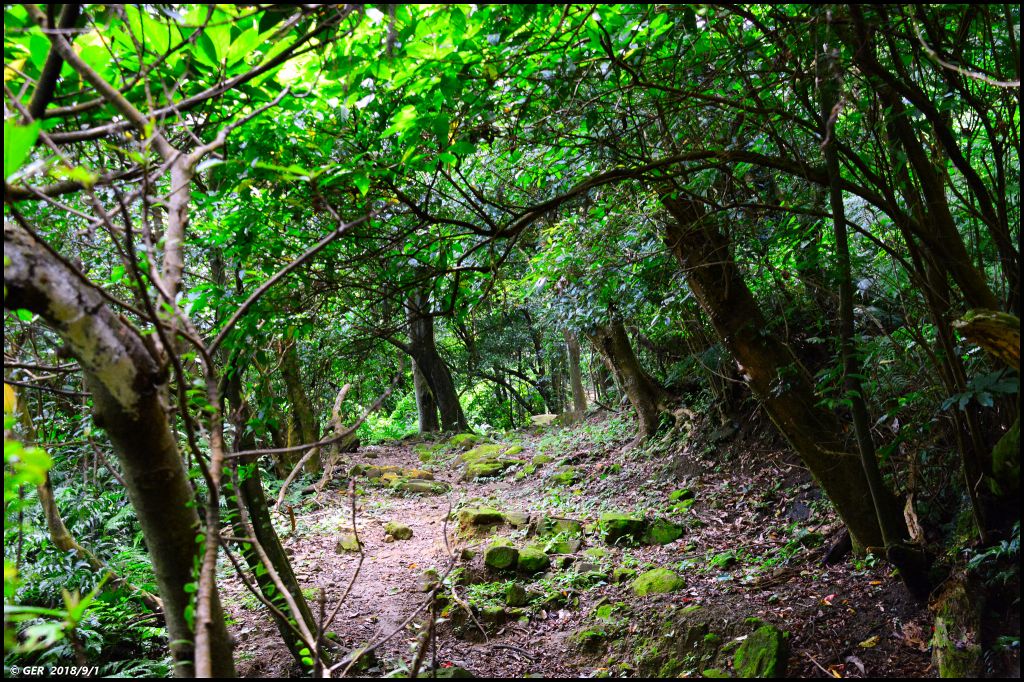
left=546, top=517, right=584, bottom=537
left=600, top=513, right=647, bottom=545
left=335, top=531, right=362, bottom=554
left=393, top=478, right=450, bottom=496
left=733, top=625, right=788, bottom=678
left=702, top=668, right=730, bottom=678
left=642, top=518, right=685, bottom=545
left=517, top=546, right=551, bottom=575
left=484, top=540, right=519, bottom=571
left=505, top=583, right=537, bottom=607
left=571, top=628, right=608, bottom=654
left=449, top=433, right=482, bottom=450
left=631, top=568, right=685, bottom=596
left=383, top=521, right=413, bottom=540
left=480, top=605, right=508, bottom=623
left=532, top=454, right=554, bottom=466
left=504, top=445, right=524, bottom=456
left=463, top=459, right=507, bottom=481
left=549, top=466, right=581, bottom=486
left=669, top=488, right=695, bottom=502
left=542, top=538, right=582, bottom=555
left=611, top=567, right=637, bottom=584
left=459, top=444, right=503, bottom=463
left=584, top=547, right=610, bottom=561
left=504, top=511, right=531, bottom=528
left=457, top=507, right=504, bottom=534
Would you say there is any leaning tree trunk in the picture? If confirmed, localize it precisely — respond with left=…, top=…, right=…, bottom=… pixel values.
left=661, top=197, right=884, bottom=551
left=585, top=320, right=669, bottom=439
left=5, top=221, right=235, bottom=677
left=224, top=371, right=319, bottom=667
left=564, top=330, right=588, bottom=415
left=405, top=292, right=468, bottom=432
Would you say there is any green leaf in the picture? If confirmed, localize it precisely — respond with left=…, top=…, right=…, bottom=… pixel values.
left=353, top=172, right=370, bottom=197
left=4, top=121, right=41, bottom=180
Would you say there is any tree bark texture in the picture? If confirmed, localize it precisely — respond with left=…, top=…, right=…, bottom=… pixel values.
left=4, top=220, right=235, bottom=677
left=585, top=320, right=668, bottom=439
left=661, top=197, right=885, bottom=551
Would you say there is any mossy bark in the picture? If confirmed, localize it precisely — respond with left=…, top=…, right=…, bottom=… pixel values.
left=662, top=198, right=884, bottom=551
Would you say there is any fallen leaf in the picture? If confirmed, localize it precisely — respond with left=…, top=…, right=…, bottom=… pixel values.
left=858, top=635, right=880, bottom=648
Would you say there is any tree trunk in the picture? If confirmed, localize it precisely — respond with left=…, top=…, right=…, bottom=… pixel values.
left=820, top=41, right=928, bottom=599
left=405, top=292, right=468, bottom=432
left=5, top=220, right=235, bottom=677
left=412, top=358, right=440, bottom=433
left=225, top=371, right=319, bottom=667
left=585, top=320, right=668, bottom=439
left=280, top=340, right=321, bottom=474
left=564, top=330, right=588, bottom=415
left=661, top=197, right=884, bottom=551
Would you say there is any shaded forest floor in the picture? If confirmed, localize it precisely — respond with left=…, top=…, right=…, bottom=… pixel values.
left=221, top=412, right=936, bottom=678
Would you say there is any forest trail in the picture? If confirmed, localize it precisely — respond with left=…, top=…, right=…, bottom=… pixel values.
left=221, top=416, right=935, bottom=679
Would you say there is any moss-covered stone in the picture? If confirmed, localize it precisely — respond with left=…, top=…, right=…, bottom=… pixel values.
left=584, top=547, right=610, bottom=561
left=532, top=454, right=554, bottom=465
left=464, top=459, right=507, bottom=480
left=549, top=465, right=581, bottom=486
left=505, top=583, right=534, bottom=607
left=484, top=540, right=519, bottom=571
left=543, top=538, right=582, bottom=555
left=571, top=628, right=608, bottom=653
left=457, top=507, right=504, bottom=534
left=669, top=488, right=695, bottom=502
left=335, top=531, right=362, bottom=554
left=517, top=546, right=551, bottom=574
left=548, top=517, right=584, bottom=537
left=611, top=567, right=637, bottom=584
left=504, top=445, right=524, bottom=456
left=449, top=433, right=482, bottom=450
left=460, top=444, right=503, bottom=463
left=733, top=625, right=788, bottom=678
left=480, top=605, right=508, bottom=623
left=702, top=668, right=730, bottom=678
left=600, top=513, right=646, bottom=545
left=383, top=521, right=413, bottom=540
left=642, top=518, right=685, bottom=545
left=504, top=511, right=531, bottom=528
left=631, top=568, right=685, bottom=596
left=393, top=478, right=450, bottom=496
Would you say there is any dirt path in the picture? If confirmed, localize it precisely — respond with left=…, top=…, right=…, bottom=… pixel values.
left=224, top=419, right=934, bottom=678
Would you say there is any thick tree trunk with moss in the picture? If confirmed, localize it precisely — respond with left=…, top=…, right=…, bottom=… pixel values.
left=585, top=320, right=669, bottom=439
left=405, top=292, right=468, bottom=432
left=224, top=372, right=318, bottom=667
left=280, top=341, right=321, bottom=474
left=661, top=198, right=884, bottom=551
left=412, top=358, right=440, bottom=433
left=4, top=221, right=235, bottom=677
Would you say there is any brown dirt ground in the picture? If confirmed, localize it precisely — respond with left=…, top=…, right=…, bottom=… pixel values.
left=223, top=412, right=937, bottom=678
